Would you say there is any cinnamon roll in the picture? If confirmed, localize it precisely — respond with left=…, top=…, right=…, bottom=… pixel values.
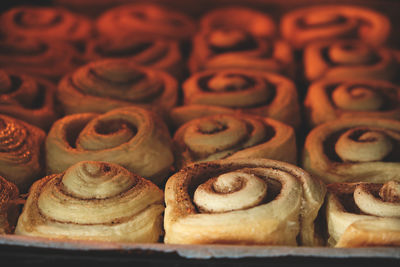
left=164, top=158, right=326, bottom=246
left=57, top=59, right=178, bottom=115
left=0, top=69, right=58, bottom=130
left=0, top=6, right=92, bottom=43
left=305, top=78, right=400, bottom=128
left=96, top=4, right=196, bottom=42
left=326, top=181, right=400, bottom=247
left=303, top=39, right=398, bottom=82
left=281, top=5, right=390, bottom=49
left=189, top=30, right=294, bottom=76
left=46, top=106, right=174, bottom=185
left=199, top=6, right=276, bottom=38
left=15, top=161, right=164, bottom=243
left=85, top=37, right=184, bottom=79
left=0, top=114, right=45, bottom=192
left=0, top=176, right=19, bottom=234
left=173, top=114, right=297, bottom=169
left=180, top=69, right=301, bottom=128
left=302, top=118, right=400, bottom=184
left=0, top=36, right=80, bottom=82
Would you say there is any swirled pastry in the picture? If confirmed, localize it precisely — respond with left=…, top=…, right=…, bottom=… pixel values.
left=0, top=36, right=80, bottom=81
left=302, top=118, right=400, bottom=184
left=173, top=114, right=297, bottom=169
left=164, top=158, right=326, bottom=246
left=0, top=6, right=92, bottom=43
left=46, top=106, right=173, bottom=185
left=303, top=40, right=398, bottom=81
left=281, top=5, right=390, bottom=49
left=0, top=176, right=19, bottom=234
left=15, top=161, right=164, bottom=243
left=199, top=6, right=276, bottom=38
left=189, top=30, right=294, bottom=76
left=96, top=4, right=196, bottom=42
left=0, top=69, right=58, bottom=130
left=326, top=181, right=400, bottom=247
left=305, top=78, right=400, bottom=127
left=57, top=59, right=178, bottom=115
left=180, top=69, right=301, bottom=128
left=85, top=37, right=184, bottom=79
left=0, top=114, right=45, bottom=192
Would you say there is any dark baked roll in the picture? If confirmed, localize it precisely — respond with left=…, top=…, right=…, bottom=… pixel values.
left=179, top=69, right=301, bottom=128
left=326, top=181, right=400, bottom=247
left=0, top=69, right=58, bottom=130
left=0, top=36, right=80, bottom=82
left=164, top=158, right=326, bottom=246
left=303, top=39, right=398, bottom=82
left=0, top=6, right=92, bottom=43
left=46, top=106, right=174, bottom=185
left=96, top=3, right=196, bottom=42
left=0, top=114, right=45, bottom=192
left=57, top=59, right=178, bottom=115
left=173, top=114, right=297, bottom=169
left=198, top=6, right=276, bottom=38
left=302, top=118, right=400, bottom=184
left=189, top=29, right=294, bottom=76
left=305, top=78, right=400, bottom=127
left=85, top=36, right=184, bottom=79
left=0, top=176, right=19, bottom=234
left=281, top=5, right=390, bottom=49
left=15, top=161, right=164, bottom=243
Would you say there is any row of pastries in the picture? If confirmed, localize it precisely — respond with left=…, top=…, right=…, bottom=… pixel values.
left=0, top=2, right=399, bottom=248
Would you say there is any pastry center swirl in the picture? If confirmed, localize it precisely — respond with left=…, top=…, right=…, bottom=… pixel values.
left=332, top=84, right=384, bottom=111
left=335, top=127, right=393, bottom=162
left=353, top=181, right=400, bottom=218
left=193, top=171, right=267, bottom=213
left=328, top=42, right=376, bottom=65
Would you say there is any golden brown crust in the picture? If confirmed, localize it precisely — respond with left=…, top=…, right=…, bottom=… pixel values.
left=180, top=69, right=301, bottom=128
left=15, top=161, right=164, bottom=243
left=173, top=114, right=297, bottom=169
left=96, top=3, right=196, bottom=42
left=0, top=69, right=58, bottom=130
left=46, top=106, right=174, bottom=185
left=0, top=176, right=19, bottom=234
left=302, top=118, right=400, bottom=184
left=281, top=5, right=390, bottom=49
left=326, top=181, right=400, bottom=247
left=304, top=78, right=400, bottom=128
left=0, top=6, right=93, bottom=43
left=303, top=40, right=398, bottom=82
left=57, top=59, right=178, bottom=116
left=0, top=114, right=45, bottom=192
left=164, top=158, right=326, bottom=246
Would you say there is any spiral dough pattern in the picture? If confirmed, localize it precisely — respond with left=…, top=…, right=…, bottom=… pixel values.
left=0, top=69, right=58, bottom=130
left=164, top=158, right=326, bottom=246
left=0, top=6, right=92, bottom=43
left=304, top=78, right=400, bottom=127
left=0, top=114, right=45, bottom=192
left=303, top=39, right=398, bottom=81
left=46, top=106, right=174, bottom=185
left=57, top=59, right=178, bottom=116
left=281, top=5, right=390, bottom=49
left=326, top=181, right=400, bottom=247
left=302, top=118, right=400, bottom=184
left=181, top=69, right=301, bottom=128
left=173, top=114, right=297, bottom=169
left=15, top=161, right=164, bottom=243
